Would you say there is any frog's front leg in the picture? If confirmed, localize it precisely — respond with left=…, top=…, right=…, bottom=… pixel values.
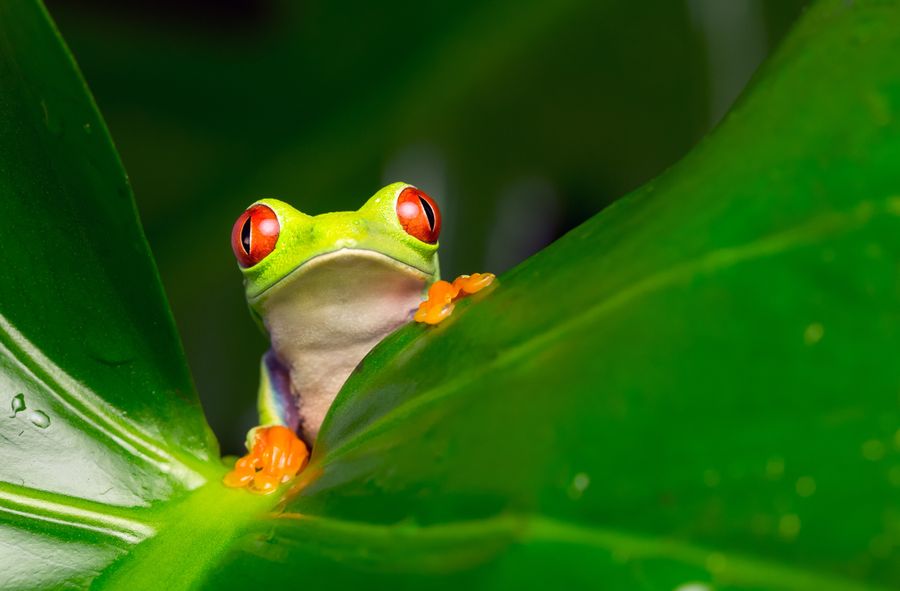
left=414, top=273, right=495, bottom=325
left=224, top=351, right=309, bottom=494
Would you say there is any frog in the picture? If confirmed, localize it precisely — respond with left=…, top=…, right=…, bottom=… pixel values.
left=223, top=182, right=494, bottom=493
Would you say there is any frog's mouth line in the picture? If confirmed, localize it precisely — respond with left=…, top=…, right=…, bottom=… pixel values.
left=246, top=248, right=434, bottom=303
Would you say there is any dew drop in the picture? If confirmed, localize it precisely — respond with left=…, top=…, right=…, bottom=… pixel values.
left=86, top=329, right=135, bottom=367
left=567, top=472, right=590, bottom=499
left=889, top=466, right=900, bottom=488
left=29, top=410, right=50, bottom=429
left=674, top=583, right=712, bottom=591
left=862, top=439, right=886, bottom=461
left=573, top=473, right=590, bottom=491
left=765, top=456, right=785, bottom=479
left=887, top=196, right=900, bottom=217
left=795, top=476, right=816, bottom=497
left=803, top=323, right=824, bottom=345
left=779, top=514, right=801, bottom=539
left=9, top=393, right=25, bottom=418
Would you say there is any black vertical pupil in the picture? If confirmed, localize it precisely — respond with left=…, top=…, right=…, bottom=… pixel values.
left=418, top=196, right=435, bottom=231
left=241, top=216, right=252, bottom=254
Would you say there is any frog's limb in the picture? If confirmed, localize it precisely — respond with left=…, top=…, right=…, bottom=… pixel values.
left=414, top=273, right=495, bottom=325
left=239, top=351, right=299, bottom=450
left=224, top=352, right=309, bottom=494
left=223, top=425, right=308, bottom=494
left=256, top=351, right=299, bottom=433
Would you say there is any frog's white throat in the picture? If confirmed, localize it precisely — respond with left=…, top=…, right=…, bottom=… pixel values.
left=257, top=249, right=430, bottom=442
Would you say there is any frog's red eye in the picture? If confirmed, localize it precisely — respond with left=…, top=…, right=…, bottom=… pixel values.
left=231, top=204, right=280, bottom=267
left=396, top=187, right=441, bottom=244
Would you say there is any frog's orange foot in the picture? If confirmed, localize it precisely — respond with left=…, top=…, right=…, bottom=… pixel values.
left=414, top=272, right=495, bottom=325
left=223, top=425, right=309, bottom=494
left=451, top=272, right=495, bottom=295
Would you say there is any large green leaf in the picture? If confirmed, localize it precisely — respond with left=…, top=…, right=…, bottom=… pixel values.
left=0, top=0, right=225, bottom=587
left=1, top=0, right=898, bottom=590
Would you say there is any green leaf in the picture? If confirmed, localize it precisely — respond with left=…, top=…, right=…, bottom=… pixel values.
left=0, top=0, right=227, bottom=587
left=209, top=0, right=900, bottom=588
left=1, top=0, right=899, bottom=590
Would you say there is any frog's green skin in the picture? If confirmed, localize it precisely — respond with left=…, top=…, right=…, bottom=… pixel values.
left=239, top=182, right=440, bottom=443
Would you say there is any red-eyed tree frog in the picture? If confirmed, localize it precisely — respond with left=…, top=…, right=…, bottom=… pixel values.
left=223, top=183, right=494, bottom=493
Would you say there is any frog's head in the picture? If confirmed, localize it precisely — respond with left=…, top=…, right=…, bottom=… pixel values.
left=230, top=182, right=441, bottom=313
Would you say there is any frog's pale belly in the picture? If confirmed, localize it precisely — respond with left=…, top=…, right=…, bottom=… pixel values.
left=257, top=250, right=429, bottom=442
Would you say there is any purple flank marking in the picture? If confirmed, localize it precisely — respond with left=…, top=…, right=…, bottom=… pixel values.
left=264, top=350, right=299, bottom=432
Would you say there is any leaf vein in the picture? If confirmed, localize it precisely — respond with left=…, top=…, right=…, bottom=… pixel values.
left=0, top=481, right=154, bottom=544
left=0, top=313, right=205, bottom=487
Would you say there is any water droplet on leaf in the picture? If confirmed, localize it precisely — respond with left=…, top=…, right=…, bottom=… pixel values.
left=803, top=322, right=824, bottom=345
left=567, top=472, right=590, bottom=499
left=86, top=329, right=135, bottom=367
left=862, top=439, right=886, bottom=461
left=29, top=410, right=50, bottom=429
left=779, top=514, right=801, bottom=539
left=765, top=456, right=785, bottom=479
left=888, top=466, right=900, bottom=488
left=795, top=476, right=816, bottom=497
left=9, top=393, right=25, bottom=418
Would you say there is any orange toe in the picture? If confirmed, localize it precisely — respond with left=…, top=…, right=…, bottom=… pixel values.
left=222, top=467, right=254, bottom=488
left=452, top=272, right=495, bottom=294
left=415, top=273, right=495, bottom=325
left=224, top=425, right=309, bottom=494
left=414, top=280, right=456, bottom=325
left=427, top=279, right=460, bottom=301
left=249, top=472, right=280, bottom=495
left=414, top=299, right=455, bottom=325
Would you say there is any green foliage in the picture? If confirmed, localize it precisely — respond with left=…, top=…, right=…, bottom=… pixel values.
left=0, top=0, right=898, bottom=590
left=46, top=0, right=806, bottom=449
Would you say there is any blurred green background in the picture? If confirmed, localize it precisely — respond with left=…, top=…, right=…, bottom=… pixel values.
left=44, top=0, right=807, bottom=454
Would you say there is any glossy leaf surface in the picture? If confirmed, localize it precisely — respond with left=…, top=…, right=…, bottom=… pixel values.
left=0, top=0, right=221, bottom=587
left=1, top=0, right=898, bottom=590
